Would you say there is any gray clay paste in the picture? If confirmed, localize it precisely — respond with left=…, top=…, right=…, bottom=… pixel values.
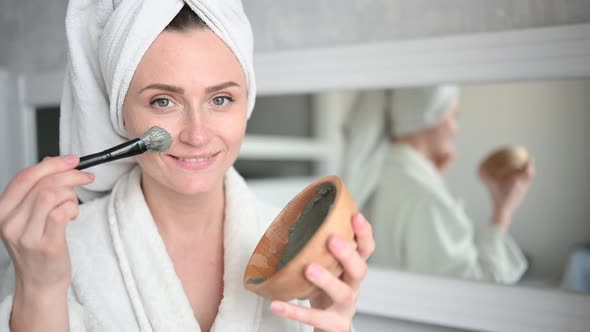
left=276, top=182, right=336, bottom=270
left=246, top=276, right=267, bottom=285
left=246, top=182, right=336, bottom=285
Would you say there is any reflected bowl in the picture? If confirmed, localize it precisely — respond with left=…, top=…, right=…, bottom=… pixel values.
left=480, top=145, right=530, bottom=180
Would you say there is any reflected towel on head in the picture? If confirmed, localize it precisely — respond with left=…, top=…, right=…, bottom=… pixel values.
left=59, top=0, right=256, bottom=202
left=389, top=85, right=460, bottom=138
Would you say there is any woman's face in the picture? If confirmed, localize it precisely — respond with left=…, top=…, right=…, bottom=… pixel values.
left=123, top=27, right=248, bottom=196
left=424, top=103, right=460, bottom=172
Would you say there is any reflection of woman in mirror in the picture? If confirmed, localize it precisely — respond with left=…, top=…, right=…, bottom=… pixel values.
left=342, top=86, right=534, bottom=283
left=0, top=1, right=376, bottom=331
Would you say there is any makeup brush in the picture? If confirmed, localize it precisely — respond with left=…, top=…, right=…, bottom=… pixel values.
left=75, top=126, right=173, bottom=170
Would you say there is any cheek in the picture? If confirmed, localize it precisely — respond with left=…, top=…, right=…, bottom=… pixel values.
left=226, top=117, right=247, bottom=148
left=439, top=121, right=457, bottom=141
left=429, top=127, right=454, bottom=153
left=124, top=107, right=179, bottom=140
left=220, top=105, right=248, bottom=144
left=449, top=120, right=459, bottom=136
left=123, top=106, right=150, bottom=138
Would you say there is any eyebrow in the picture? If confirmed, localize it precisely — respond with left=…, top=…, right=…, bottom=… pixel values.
left=205, top=81, right=240, bottom=94
left=139, top=83, right=184, bottom=95
left=139, top=81, right=241, bottom=95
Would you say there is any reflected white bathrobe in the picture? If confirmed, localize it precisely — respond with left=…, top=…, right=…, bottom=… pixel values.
left=0, top=167, right=311, bottom=331
left=369, top=143, right=528, bottom=283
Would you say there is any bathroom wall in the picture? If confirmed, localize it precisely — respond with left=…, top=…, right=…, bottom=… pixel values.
left=449, top=79, right=590, bottom=286
left=1, top=0, right=590, bottom=73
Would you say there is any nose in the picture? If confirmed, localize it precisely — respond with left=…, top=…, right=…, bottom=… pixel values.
left=178, top=108, right=211, bottom=147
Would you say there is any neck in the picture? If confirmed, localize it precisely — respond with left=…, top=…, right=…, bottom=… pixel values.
left=141, top=173, right=225, bottom=239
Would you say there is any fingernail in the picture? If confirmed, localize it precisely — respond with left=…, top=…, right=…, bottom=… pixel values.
left=330, top=236, right=345, bottom=252
left=271, top=301, right=285, bottom=314
left=306, top=264, right=320, bottom=280
left=64, top=155, right=78, bottom=164
left=85, top=172, right=95, bottom=181
left=353, top=215, right=365, bottom=228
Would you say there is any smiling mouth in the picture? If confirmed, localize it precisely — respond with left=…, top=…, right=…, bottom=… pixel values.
left=173, top=156, right=213, bottom=162
left=168, top=152, right=220, bottom=162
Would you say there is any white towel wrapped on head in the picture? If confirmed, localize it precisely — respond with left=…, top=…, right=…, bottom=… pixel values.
left=60, top=0, right=256, bottom=202
left=389, top=85, right=459, bottom=138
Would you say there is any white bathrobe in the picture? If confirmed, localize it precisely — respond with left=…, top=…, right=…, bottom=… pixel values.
left=368, top=143, right=528, bottom=284
left=0, top=167, right=311, bottom=331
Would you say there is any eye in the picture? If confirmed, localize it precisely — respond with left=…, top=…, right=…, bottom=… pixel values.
left=150, top=98, right=174, bottom=108
left=211, top=96, right=233, bottom=107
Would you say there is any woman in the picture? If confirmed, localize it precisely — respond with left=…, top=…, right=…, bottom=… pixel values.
left=0, top=1, right=374, bottom=331
left=342, top=86, right=532, bottom=283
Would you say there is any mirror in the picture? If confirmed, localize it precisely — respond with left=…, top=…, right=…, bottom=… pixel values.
left=240, top=25, right=590, bottom=331
left=440, top=79, right=590, bottom=293
left=241, top=78, right=590, bottom=295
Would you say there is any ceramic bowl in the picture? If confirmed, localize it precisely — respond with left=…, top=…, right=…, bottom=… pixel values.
left=480, top=145, right=530, bottom=180
left=243, top=175, right=357, bottom=301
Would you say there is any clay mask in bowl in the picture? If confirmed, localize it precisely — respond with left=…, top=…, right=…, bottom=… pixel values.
left=243, top=175, right=357, bottom=301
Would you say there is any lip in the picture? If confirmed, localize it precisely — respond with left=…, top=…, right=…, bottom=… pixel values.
left=167, top=151, right=221, bottom=170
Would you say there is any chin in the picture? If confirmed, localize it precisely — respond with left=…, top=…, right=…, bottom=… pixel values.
left=140, top=153, right=233, bottom=196
left=170, top=171, right=225, bottom=195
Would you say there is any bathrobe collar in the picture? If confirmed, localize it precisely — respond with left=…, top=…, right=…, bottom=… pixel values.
left=387, top=142, right=446, bottom=191
left=107, top=166, right=264, bottom=331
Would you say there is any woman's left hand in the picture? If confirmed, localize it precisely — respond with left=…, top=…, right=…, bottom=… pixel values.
left=270, top=213, right=375, bottom=332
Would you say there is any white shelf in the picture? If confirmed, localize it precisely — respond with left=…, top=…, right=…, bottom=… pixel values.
left=358, top=267, right=590, bottom=332
left=239, top=134, right=328, bottom=160
left=246, top=176, right=317, bottom=208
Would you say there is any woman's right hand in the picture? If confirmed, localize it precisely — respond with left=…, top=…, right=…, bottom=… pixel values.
left=479, top=160, right=535, bottom=231
left=0, top=155, right=94, bottom=293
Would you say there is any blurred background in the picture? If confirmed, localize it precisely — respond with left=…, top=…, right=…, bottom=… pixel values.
left=1, top=1, right=590, bottom=331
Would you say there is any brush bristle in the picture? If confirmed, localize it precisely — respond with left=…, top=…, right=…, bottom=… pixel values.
left=140, top=126, right=173, bottom=152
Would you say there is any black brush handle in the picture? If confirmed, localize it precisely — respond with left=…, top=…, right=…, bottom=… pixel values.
left=76, top=138, right=147, bottom=170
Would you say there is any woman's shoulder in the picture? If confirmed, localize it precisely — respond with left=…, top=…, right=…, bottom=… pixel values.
left=225, top=168, right=281, bottom=228
left=75, top=193, right=110, bottom=222
left=246, top=190, right=282, bottom=230
left=376, top=165, right=430, bottom=202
